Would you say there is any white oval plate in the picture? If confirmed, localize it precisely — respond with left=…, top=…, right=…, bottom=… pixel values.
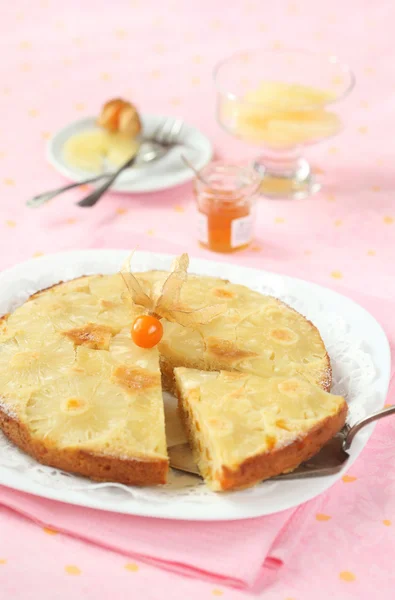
left=0, top=250, right=391, bottom=521
left=47, top=116, right=213, bottom=193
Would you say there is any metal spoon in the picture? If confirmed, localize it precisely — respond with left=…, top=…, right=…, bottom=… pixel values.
left=28, top=117, right=185, bottom=208
left=168, top=404, right=395, bottom=480
left=27, top=172, right=112, bottom=208
left=27, top=141, right=165, bottom=209
left=181, top=154, right=209, bottom=185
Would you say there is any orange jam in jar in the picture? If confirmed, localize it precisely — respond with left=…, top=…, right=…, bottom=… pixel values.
left=194, top=163, right=260, bottom=253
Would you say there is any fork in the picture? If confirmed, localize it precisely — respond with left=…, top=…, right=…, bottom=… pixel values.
left=27, top=118, right=184, bottom=209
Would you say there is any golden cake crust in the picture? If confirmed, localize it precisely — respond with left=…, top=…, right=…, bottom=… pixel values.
left=0, top=407, right=168, bottom=485
left=216, top=406, right=347, bottom=490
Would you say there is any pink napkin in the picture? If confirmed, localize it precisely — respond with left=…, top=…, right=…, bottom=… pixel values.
left=0, top=288, right=392, bottom=590
left=0, top=485, right=319, bottom=590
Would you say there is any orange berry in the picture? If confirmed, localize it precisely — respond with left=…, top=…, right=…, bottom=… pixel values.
left=131, top=315, right=163, bottom=349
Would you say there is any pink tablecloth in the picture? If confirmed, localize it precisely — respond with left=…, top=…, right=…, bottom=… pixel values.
left=1, top=0, right=395, bottom=598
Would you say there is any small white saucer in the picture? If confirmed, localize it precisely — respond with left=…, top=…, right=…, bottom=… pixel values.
left=47, top=115, right=213, bottom=193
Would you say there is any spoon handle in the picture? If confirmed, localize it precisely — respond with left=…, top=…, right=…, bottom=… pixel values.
left=181, top=154, right=209, bottom=185
left=77, top=155, right=137, bottom=207
left=27, top=172, right=111, bottom=208
left=344, top=404, right=395, bottom=450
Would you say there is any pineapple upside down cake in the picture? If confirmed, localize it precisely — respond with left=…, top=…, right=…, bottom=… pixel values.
left=0, top=255, right=347, bottom=491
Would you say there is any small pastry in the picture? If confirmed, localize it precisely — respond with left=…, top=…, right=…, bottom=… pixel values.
left=97, top=98, right=142, bottom=137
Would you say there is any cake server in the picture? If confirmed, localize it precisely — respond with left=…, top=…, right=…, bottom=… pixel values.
left=168, top=404, right=395, bottom=480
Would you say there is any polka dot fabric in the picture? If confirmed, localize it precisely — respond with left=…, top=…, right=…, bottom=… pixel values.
left=0, top=0, right=394, bottom=598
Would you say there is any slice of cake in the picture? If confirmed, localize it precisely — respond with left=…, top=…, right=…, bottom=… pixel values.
left=174, top=367, right=347, bottom=491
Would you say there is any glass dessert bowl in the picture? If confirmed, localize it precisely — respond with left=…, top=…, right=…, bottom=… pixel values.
left=214, top=49, right=355, bottom=200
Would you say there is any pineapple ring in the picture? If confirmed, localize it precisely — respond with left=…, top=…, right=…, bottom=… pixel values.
left=61, top=397, right=90, bottom=416
left=269, top=327, right=299, bottom=345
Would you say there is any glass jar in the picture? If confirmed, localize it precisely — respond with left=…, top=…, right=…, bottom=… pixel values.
left=194, top=163, right=260, bottom=253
